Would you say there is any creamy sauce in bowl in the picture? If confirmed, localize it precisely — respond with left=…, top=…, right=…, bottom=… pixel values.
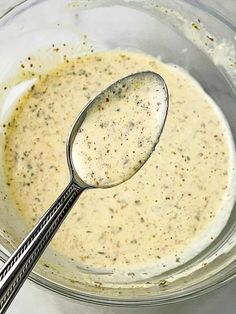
left=3, top=50, right=236, bottom=283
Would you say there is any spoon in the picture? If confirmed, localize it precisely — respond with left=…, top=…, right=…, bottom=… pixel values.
left=0, top=71, right=168, bottom=313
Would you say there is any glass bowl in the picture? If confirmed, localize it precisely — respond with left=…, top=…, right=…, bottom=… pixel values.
left=0, top=0, right=235, bottom=307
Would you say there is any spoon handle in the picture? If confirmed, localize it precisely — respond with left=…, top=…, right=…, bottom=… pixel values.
left=0, top=180, right=84, bottom=314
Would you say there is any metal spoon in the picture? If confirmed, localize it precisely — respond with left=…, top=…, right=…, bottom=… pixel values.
left=0, top=71, right=168, bottom=313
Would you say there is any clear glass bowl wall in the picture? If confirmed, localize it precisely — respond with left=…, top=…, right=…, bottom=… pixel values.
left=0, top=0, right=235, bottom=307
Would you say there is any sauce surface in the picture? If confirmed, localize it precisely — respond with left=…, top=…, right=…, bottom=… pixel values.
left=72, top=72, right=167, bottom=187
left=3, top=51, right=235, bottom=282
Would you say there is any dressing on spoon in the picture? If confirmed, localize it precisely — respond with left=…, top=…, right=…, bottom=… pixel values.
left=0, top=71, right=168, bottom=312
left=72, top=72, right=168, bottom=187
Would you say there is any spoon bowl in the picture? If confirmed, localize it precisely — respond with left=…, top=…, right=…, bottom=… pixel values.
left=68, top=71, right=168, bottom=188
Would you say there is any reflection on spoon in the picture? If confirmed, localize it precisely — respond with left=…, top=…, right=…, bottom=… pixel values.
left=0, top=71, right=168, bottom=313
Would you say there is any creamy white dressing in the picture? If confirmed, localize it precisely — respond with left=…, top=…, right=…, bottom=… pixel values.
left=3, top=50, right=235, bottom=284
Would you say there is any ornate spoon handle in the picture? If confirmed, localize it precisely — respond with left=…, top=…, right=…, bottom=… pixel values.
left=0, top=180, right=84, bottom=314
